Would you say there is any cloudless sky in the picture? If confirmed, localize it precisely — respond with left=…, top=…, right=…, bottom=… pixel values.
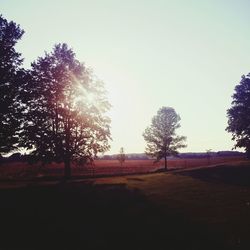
left=2, top=0, right=250, bottom=154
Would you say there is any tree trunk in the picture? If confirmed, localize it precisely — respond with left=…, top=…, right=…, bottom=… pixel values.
left=246, top=148, right=250, bottom=159
left=64, top=158, right=71, bottom=180
left=164, top=155, right=167, bottom=171
left=64, top=117, right=71, bottom=180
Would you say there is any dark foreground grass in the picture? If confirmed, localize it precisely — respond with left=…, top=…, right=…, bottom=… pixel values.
left=1, top=162, right=250, bottom=250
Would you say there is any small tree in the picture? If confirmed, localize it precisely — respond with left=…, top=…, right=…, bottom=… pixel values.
left=143, top=107, right=186, bottom=171
left=206, top=149, right=212, bottom=165
left=226, top=74, right=250, bottom=158
left=117, top=147, right=126, bottom=166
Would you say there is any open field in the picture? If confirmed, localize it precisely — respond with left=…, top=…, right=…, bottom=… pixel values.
left=1, top=161, right=250, bottom=249
left=0, top=156, right=244, bottom=180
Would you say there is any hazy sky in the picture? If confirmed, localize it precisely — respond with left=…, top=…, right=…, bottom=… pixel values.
left=2, top=0, right=250, bottom=154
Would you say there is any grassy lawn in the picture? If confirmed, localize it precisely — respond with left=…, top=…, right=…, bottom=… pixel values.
left=1, top=161, right=250, bottom=249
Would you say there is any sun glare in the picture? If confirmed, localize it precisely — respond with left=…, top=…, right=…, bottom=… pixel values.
left=72, top=82, right=102, bottom=113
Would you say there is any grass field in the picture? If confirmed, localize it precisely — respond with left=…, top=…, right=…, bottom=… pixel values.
left=0, top=156, right=244, bottom=179
left=1, top=160, right=250, bottom=249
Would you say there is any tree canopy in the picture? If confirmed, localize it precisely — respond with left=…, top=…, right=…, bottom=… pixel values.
left=143, top=107, right=186, bottom=170
left=0, top=15, right=24, bottom=154
left=226, top=74, right=250, bottom=157
left=20, top=43, right=111, bottom=178
left=0, top=15, right=111, bottom=179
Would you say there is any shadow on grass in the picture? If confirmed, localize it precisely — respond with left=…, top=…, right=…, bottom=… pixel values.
left=0, top=181, right=227, bottom=250
left=177, top=164, right=250, bottom=187
left=126, top=177, right=145, bottom=182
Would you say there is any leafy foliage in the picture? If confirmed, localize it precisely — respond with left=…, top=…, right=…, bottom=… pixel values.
left=0, top=15, right=25, bottom=154
left=143, top=107, right=186, bottom=169
left=226, top=74, right=250, bottom=156
left=20, top=44, right=111, bottom=176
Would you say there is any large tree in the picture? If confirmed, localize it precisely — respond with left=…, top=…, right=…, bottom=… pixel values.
left=0, top=15, right=24, bottom=154
left=20, top=43, right=111, bottom=179
left=226, top=74, right=250, bottom=158
left=143, top=107, right=186, bottom=170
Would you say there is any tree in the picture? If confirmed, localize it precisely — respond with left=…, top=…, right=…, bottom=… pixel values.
left=206, top=149, right=212, bottom=165
left=143, top=107, right=186, bottom=171
left=20, top=43, right=111, bottom=179
left=117, top=147, right=126, bottom=166
left=0, top=15, right=25, bottom=154
left=226, top=74, right=250, bottom=158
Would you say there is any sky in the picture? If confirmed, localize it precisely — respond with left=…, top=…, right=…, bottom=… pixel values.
left=1, top=0, right=250, bottom=154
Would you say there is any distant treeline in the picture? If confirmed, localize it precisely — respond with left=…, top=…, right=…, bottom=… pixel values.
left=0, top=153, right=36, bottom=164
left=0, top=151, right=245, bottom=164
left=101, top=151, right=245, bottom=160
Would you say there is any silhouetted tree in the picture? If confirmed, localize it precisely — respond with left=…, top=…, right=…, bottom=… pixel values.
left=0, top=15, right=25, bottom=154
left=143, top=107, right=186, bottom=170
left=226, top=74, right=250, bottom=158
left=20, top=44, right=111, bottom=179
left=206, top=149, right=212, bottom=165
left=117, top=147, right=126, bottom=166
